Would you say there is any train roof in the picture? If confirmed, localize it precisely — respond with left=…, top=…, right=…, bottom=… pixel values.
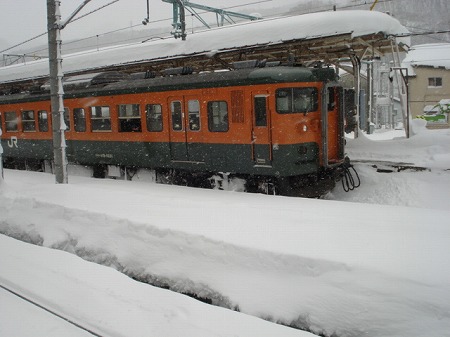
left=0, top=10, right=409, bottom=92
left=0, top=66, right=337, bottom=104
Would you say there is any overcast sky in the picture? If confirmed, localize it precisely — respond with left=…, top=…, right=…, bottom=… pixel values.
left=0, top=0, right=300, bottom=54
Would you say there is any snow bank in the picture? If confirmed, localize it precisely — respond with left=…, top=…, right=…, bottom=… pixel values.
left=0, top=166, right=449, bottom=337
left=0, top=234, right=312, bottom=337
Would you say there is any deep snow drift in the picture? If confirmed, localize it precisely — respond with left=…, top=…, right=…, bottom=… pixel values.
left=1, top=121, right=449, bottom=337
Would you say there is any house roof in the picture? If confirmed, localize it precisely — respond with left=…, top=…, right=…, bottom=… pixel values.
left=402, top=43, right=450, bottom=75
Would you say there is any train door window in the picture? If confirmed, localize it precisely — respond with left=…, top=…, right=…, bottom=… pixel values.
left=188, top=100, right=200, bottom=131
left=73, top=108, right=86, bottom=132
left=91, top=106, right=111, bottom=131
left=171, top=101, right=183, bottom=131
left=276, top=87, right=318, bottom=114
left=38, top=110, right=49, bottom=132
left=22, top=110, right=36, bottom=132
left=64, top=108, right=70, bottom=130
left=5, top=111, right=18, bottom=132
left=254, top=96, right=267, bottom=127
left=207, top=101, right=228, bottom=132
left=118, top=104, right=141, bottom=132
left=146, top=104, right=163, bottom=132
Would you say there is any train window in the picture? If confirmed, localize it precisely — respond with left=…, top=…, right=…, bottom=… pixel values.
left=90, top=106, right=111, bottom=132
left=118, top=104, right=141, bottom=132
left=328, top=87, right=336, bottom=111
left=38, top=110, right=49, bottom=132
left=5, top=111, right=18, bottom=132
left=146, top=104, right=163, bottom=132
left=22, top=110, right=36, bottom=132
left=207, top=101, right=228, bottom=132
left=171, top=101, right=183, bottom=131
left=254, top=96, right=267, bottom=127
left=64, top=108, right=70, bottom=130
left=276, top=87, right=318, bottom=114
left=74, top=108, right=86, bottom=132
left=188, top=100, right=200, bottom=131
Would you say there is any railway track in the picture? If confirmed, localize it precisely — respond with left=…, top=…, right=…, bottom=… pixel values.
left=352, top=159, right=431, bottom=173
left=0, top=281, right=105, bottom=337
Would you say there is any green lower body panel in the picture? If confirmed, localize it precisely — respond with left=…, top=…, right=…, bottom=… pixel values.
left=1, top=139, right=319, bottom=177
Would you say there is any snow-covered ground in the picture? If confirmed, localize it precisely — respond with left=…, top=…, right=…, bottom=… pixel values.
left=1, top=120, right=449, bottom=337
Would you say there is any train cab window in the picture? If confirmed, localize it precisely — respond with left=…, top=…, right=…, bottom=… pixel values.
left=5, top=111, right=18, bottom=132
left=276, top=87, right=318, bottom=114
left=22, top=110, right=36, bottom=132
left=91, top=106, right=111, bottom=132
left=38, top=110, right=49, bottom=132
left=64, top=108, right=70, bottom=130
left=118, top=104, right=141, bottom=132
left=73, top=108, right=86, bottom=132
left=171, top=101, right=183, bottom=131
left=146, top=104, right=163, bottom=132
left=188, top=100, right=200, bottom=131
left=207, top=101, right=228, bottom=132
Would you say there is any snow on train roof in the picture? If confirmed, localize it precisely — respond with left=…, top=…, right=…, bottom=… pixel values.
left=0, top=10, right=409, bottom=84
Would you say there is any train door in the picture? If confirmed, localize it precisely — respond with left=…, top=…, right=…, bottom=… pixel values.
left=251, top=92, right=272, bottom=166
left=321, top=84, right=344, bottom=167
left=168, top=96, right=203, bottom=162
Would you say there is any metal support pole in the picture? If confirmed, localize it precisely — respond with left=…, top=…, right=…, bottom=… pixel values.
left=350, top=55, right=361, bottom=138
left=391, top=67, right=410, bottom=138
left=47, top=0, right=92, bottom=184
left=47, top=0, right=68, bottom=184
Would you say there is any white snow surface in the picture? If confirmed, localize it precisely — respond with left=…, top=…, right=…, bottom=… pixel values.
left=0, top=10, right=409, bottom=83
left=1, top=121, right=450, bottom=337
left=402, top=43, right=450, bottom=75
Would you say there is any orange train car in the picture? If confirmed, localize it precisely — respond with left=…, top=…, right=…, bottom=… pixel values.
left=0, top=65, right=353, bottom=196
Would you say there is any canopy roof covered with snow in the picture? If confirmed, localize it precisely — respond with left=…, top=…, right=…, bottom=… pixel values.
left=402, top=43, right=450, bottom=75
left=0, top=10, right=409, bottom=92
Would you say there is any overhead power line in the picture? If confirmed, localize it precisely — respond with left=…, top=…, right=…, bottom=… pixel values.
left=0, top=0, right=120, bottom=54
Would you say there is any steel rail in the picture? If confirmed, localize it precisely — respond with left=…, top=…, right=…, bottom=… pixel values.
left=0, top=282, right=105, bottom=337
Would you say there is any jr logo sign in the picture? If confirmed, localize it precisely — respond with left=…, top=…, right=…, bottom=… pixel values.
left=7, top=136, right=18, bottom=148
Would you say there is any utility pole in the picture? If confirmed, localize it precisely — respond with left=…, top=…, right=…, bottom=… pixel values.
left=47, top=0, right=91, bottom=184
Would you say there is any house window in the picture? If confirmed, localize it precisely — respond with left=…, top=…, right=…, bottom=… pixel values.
left=428, top=77, right=442, bottom=88
left=118, top=104, right=141, bottom=132
left=91, top=106, right=111, bottom=131
left=22, top=110, right=36, bottom=132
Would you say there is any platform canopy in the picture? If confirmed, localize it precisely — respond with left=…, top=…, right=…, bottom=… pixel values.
left=0, top=10, right=409, bottom=92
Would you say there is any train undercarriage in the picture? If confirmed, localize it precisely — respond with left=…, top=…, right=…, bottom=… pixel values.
left=2, top=157, right=357, bottom=198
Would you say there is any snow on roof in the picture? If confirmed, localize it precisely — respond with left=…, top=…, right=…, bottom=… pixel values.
left=0, top=10, right=409, bottom=84
left=402, top=43, right=450, bottom=75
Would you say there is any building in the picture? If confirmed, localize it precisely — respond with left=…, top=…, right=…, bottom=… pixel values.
left=402, top=43, right=450, bottom=128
